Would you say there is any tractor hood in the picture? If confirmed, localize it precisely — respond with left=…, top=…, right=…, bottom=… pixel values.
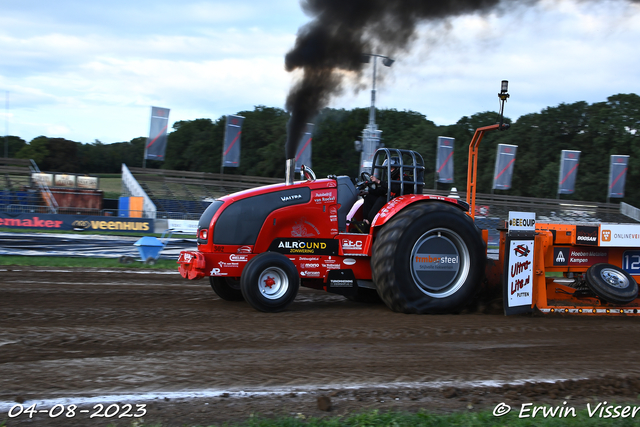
left=196, top=178, right=344, bottom=247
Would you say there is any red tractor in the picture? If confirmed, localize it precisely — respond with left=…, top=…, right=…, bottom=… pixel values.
left=178, top=147, right=487, bottom=314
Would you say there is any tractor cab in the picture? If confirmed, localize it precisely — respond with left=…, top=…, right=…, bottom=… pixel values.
left=347, top=148, right=426, bottom=230
left=369, top=148, right=425, bottom=200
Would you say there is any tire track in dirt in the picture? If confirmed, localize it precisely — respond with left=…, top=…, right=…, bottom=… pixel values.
left=3, top=267, right=640, bottom=423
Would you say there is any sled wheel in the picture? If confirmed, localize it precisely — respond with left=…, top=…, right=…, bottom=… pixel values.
left=145, top=257, right=157, bottom=266
left=372, top=202, right=486, bottom=314
left=210, top=277, right=244, bottom=301
left=240, top=252, right=299, bottom=312
left=585, top=263, right=639, bottom=304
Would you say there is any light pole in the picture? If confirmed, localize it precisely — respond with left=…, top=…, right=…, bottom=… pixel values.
left=357, top=53, right=394, bottom=173
left=363, top=54, right=394, bottom=129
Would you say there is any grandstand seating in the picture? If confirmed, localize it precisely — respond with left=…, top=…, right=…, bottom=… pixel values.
left=128, top=167, right=281, bottom=217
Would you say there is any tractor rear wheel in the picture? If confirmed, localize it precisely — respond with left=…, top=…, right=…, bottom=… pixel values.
left=210, top=277, right=244, bottom=301
left=372, top=202, right=486, bottom=314
left=240, top=252, right=299, bottom=312
left=585, top=263, right=638, bottom=304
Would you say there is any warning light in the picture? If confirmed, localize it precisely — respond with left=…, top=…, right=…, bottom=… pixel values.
left=550, top=308, right=555, bottom=313
left=592, top=309, right=597, bottom=313
left=606, top=309, right=611, bottom=313
left=578, top=309, right=583, bottom=313
left=620, top=309, right=624, bottom=314
left=564, top=308, right=569, bottom=313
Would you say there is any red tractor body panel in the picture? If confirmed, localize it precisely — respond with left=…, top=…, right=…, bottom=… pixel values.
left=177, top=176, right=466, bottom=289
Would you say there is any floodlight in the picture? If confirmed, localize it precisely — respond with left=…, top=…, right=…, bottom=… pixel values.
left=382, top=57, right=395, bottom=67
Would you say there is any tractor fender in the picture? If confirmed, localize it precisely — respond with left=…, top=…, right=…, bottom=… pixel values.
left=371, top=194, right=469, bottom=228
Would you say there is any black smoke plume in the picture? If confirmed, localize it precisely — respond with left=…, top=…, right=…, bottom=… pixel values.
left=284, top=0, right=639, bottom=159
left=284, top=0, right=508, bottom=159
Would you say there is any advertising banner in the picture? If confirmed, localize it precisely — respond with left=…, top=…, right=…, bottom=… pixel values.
left=492, top=144, right=517, bottom=190
left=558, top=150, right=580, bottom=195
left=167, top=219, right=198, bottom=234
left=77, top=176, right=99, bottom=189
left=54, top=174, right=77, bottom=188
left=31, top=173, right=53, bottom=187
left=608, top=155, right=629, bottom=198
left=222, top=115, right=244, bottom=168
left=294, top=123, right=314, bottom=172
left=0, top=212, right=153, bottom=233
left=552, top=247, right=608, bottom=267
left=145, top=106, right=170, bottom=161
left=599, top=224, right=640, bottom=247
left=436, top=136, right=454, bottom=183
left=504, top=238, right=534, bottom=315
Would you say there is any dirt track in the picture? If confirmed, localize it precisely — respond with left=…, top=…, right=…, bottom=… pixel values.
left=2, top=266, right=640, bottom=426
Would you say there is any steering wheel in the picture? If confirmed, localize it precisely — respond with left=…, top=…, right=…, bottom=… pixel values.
left=357, top=171, right=377, bottom=191
left=301, top=164, right=316, bottom=181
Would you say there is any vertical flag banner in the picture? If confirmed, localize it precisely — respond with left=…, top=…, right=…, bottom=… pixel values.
left=222, top=115, right=244, bottom=168
left=558, top=150, right=581, bottom=195
left=145, top=107, right=170, bottom=161
left=295, top=123, right=314, bottom=172
left=609, top=155, right=630, bottom=198
left=436, top=136, right=454, bottom=183
left=492, top=144, right=518, bottom=190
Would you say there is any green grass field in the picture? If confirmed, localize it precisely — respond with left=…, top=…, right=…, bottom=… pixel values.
left=97, top=175, right=122, bottom=199
left=0, top=255, right=178, bottom=269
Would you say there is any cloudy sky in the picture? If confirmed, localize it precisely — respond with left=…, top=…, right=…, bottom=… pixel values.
left=1, top=0, right=639, bottom=144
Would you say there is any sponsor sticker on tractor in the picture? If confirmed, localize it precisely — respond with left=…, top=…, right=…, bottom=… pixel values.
left=312, top=190, right=337, bottom=205
left=269, top=238, right=339, bottom=255
left=413, top=254, right=460, bottom=271
left=508, top=212, right=536, bottom=234
left=622, top=250, right=640, bottom=275
left=553, top=248, right=608, bottom=267
left=410, top=234, right=461, bottom=291
left=507, top=240, right=534, bottom=308
left=599, top=224, right=640, bottom=247
left=575, top=225, right=599, bottom=246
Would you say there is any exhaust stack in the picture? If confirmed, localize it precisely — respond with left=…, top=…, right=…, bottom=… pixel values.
left=285, top=158, right=296, bottom=185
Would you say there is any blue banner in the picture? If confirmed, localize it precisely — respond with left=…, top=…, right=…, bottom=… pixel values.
left=0, top=212, right=153, bottom=233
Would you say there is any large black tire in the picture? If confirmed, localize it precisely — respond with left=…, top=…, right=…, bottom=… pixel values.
left=209, top=277, right=244, bottom=301
left=585, top=263, right=638, bottom=304
left=240, top=252, right=299, bottom=312
left=372, top=202, right=486, bottom=314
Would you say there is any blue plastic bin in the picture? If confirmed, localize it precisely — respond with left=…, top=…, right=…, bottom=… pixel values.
left=134, top=236, right=165, bottom=264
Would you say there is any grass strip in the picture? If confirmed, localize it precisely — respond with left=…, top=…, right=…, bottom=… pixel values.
left=230, top=408, right=640, bottom=427
left=0, top=256, right=178, bottom=269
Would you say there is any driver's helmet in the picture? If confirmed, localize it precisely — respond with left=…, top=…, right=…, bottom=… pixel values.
left=383, top=157, right=401, bottom=180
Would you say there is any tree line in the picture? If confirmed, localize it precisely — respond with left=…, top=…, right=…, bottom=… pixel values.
left=2, top=93, right=639, bottom=205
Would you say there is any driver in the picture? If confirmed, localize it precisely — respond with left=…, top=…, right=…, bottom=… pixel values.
left=352, top=158, right=404, bottom=233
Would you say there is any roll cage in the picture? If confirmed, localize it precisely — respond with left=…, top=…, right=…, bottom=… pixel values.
left=371, top=148, right=425, bottom=202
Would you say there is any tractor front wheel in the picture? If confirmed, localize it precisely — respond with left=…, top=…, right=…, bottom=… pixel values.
left=210, top=277, right=244, bottom=301
left=372, top=202, right=486, bottom=314
left=240, top=252, right=299, bottom=312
